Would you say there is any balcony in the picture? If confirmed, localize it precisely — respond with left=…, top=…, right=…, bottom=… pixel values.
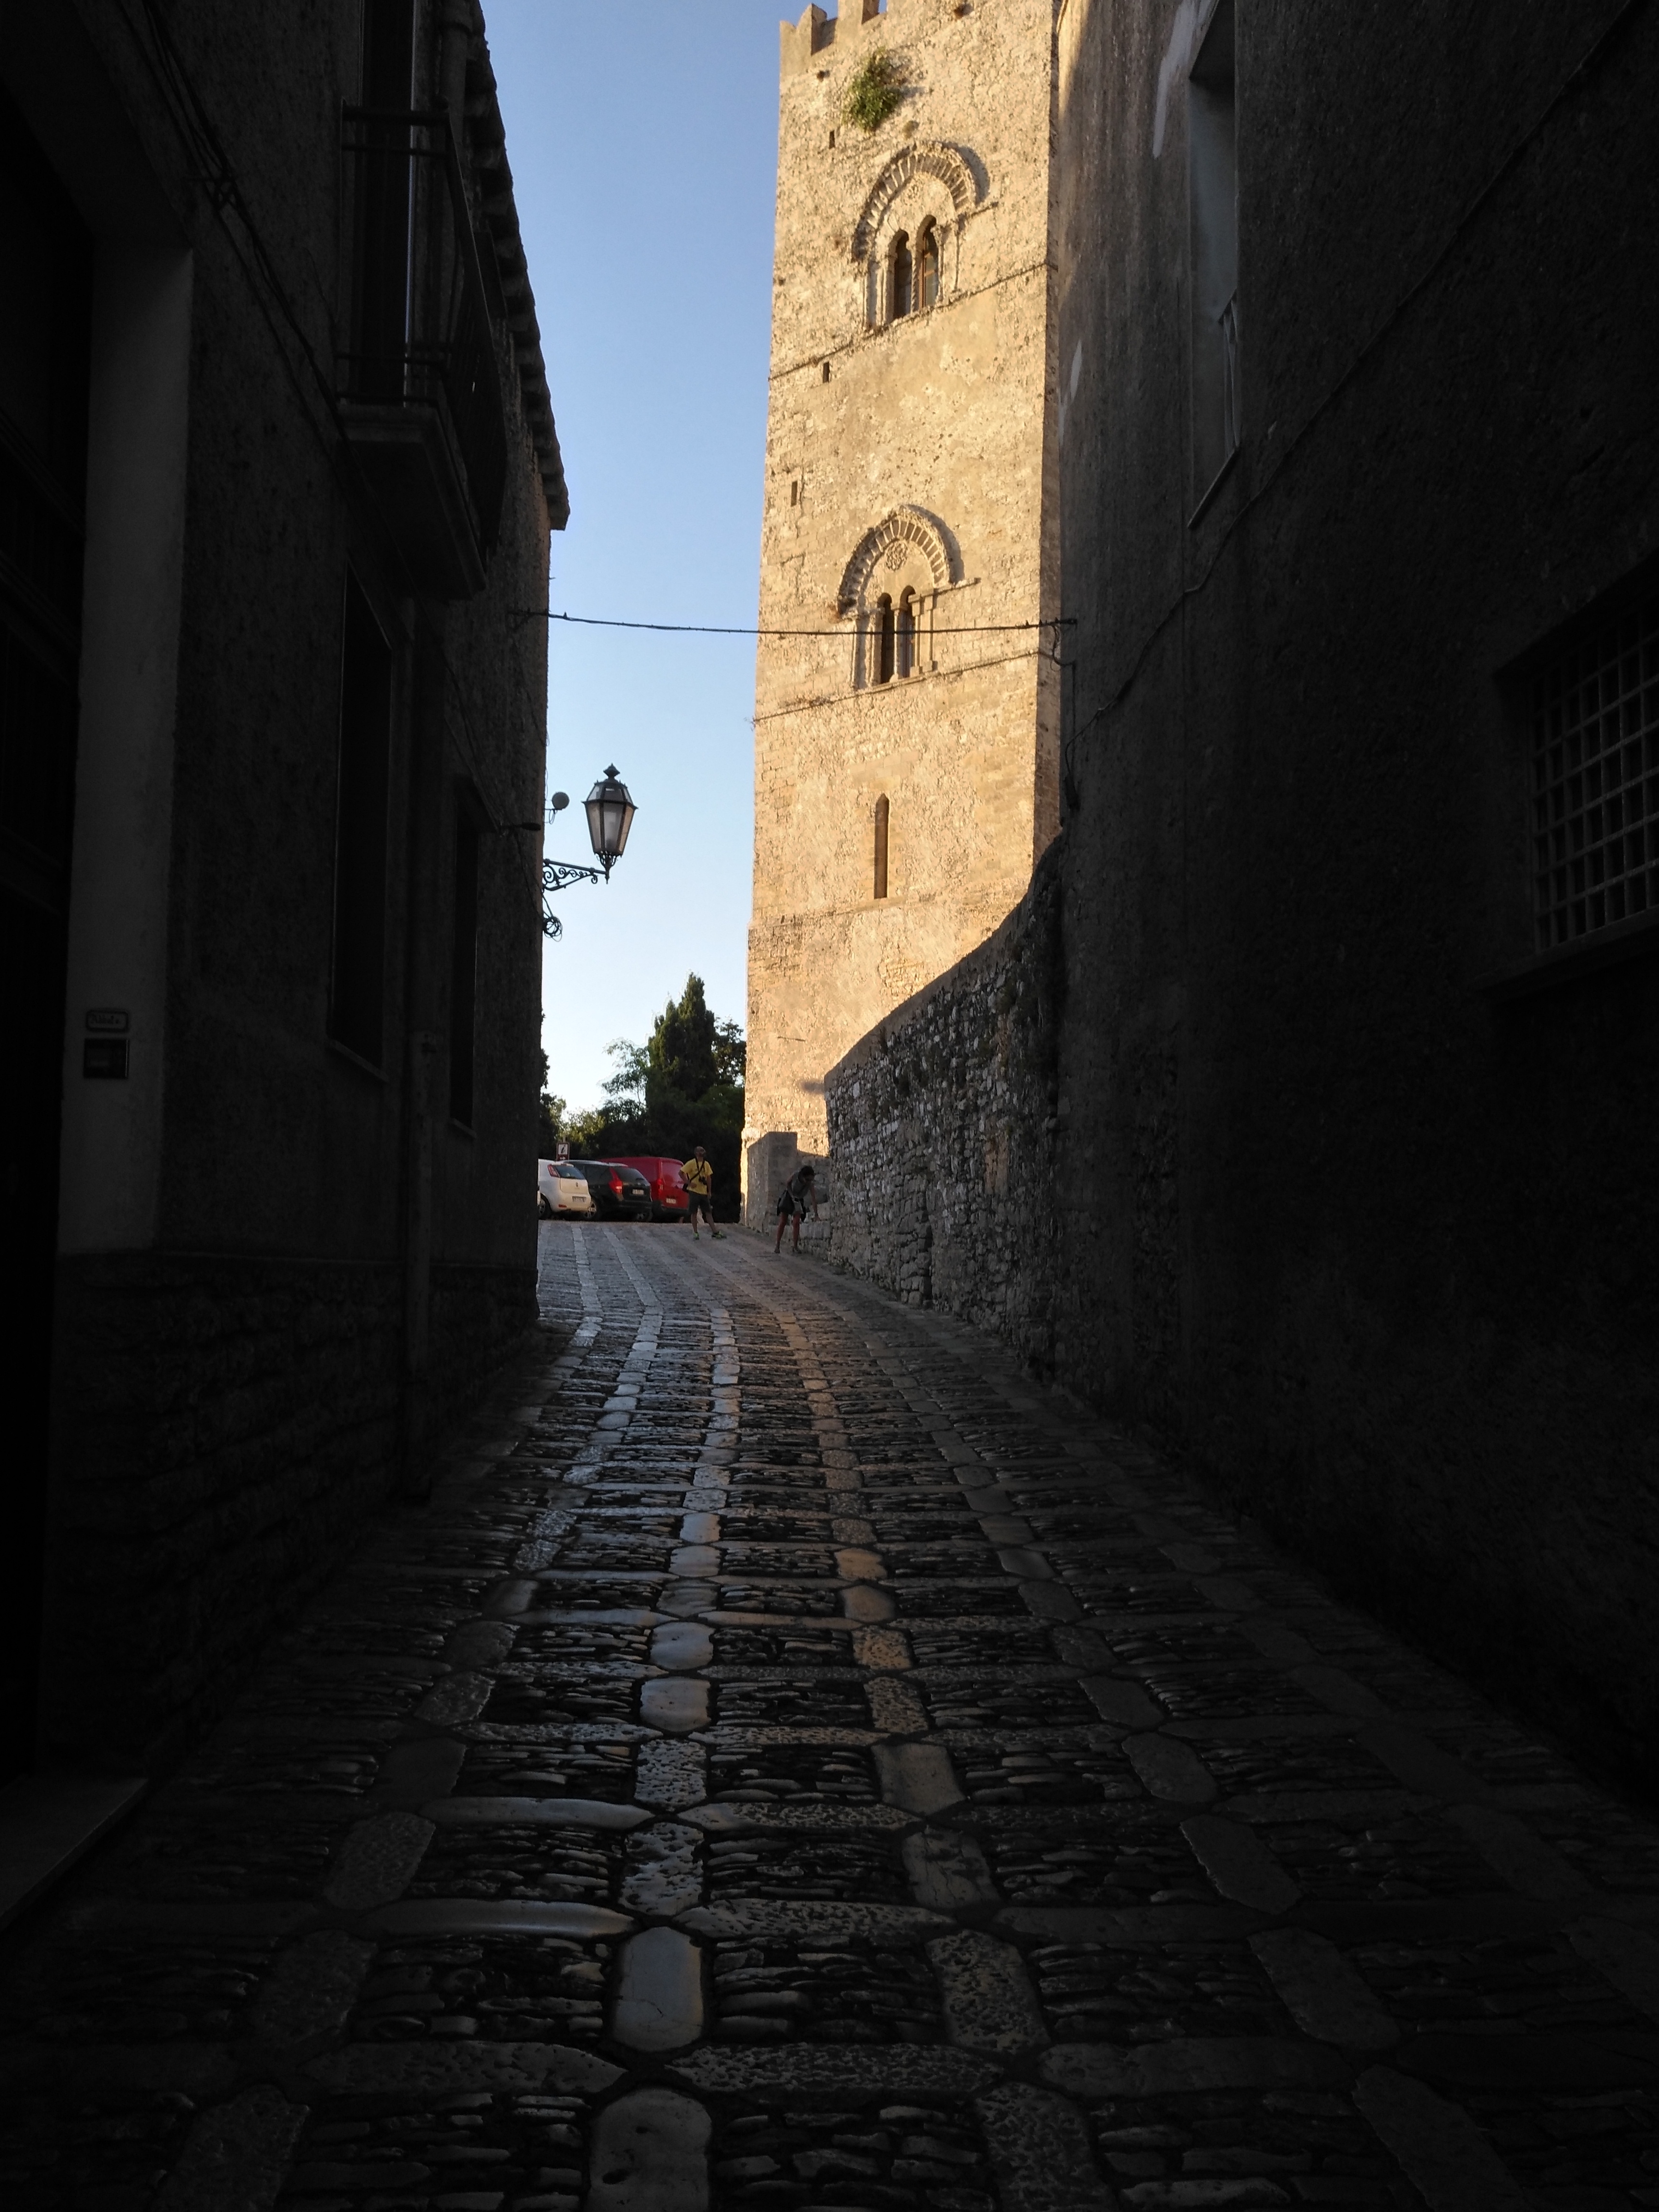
left=338, top=109, right=507, bottom=600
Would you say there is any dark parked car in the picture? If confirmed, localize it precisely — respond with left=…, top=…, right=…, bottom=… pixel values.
left=571, top=1159, right=653, bottom=1222
left=612, top=1155, right=691, bottom=1223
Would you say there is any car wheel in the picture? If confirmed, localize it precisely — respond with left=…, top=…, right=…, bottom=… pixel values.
left=537, top=1196, right=552, bottom=1218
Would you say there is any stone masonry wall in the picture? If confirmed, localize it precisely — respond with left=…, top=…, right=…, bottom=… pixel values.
left=822, top=841, right=1063, bottom=1354
left=745, top=0, right=1060, bottom=1183
left=39, top=1254, right=534, bottom=1767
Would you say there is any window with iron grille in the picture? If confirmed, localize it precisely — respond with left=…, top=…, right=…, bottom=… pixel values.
left=1530, top=589, right=1659, bottom=951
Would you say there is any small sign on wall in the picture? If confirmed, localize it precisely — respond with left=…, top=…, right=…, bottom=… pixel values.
left=84, top=1010, right=130, bottom=1079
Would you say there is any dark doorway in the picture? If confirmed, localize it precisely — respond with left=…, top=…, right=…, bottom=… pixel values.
left=0, top=89, right=93, bottom=1777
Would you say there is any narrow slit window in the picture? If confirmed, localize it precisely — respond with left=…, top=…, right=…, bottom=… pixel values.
left=449, top=801, right=480, bottom=1126
left=874, top=795, right=890, bottom=900
left=328, top=571, right=392, bottom=1065
left=890, top=230, right=913, bottom=320
left=876, top=594, right=895, bottom=685
left=916, top=219, right=939, bottom=309
left=896, top=588, right=915, bottom=678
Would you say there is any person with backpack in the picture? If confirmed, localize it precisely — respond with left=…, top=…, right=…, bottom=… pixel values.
left=774, top=1162, right=819, bottom=1254
left=682, top=1145, right=724, bottom=1240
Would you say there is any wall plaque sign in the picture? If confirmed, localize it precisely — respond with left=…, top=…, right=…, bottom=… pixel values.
left=84, top=1038, right=129, bottom=1079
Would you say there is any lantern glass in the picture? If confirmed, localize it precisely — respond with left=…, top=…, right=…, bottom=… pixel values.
left=584, top=765, right=636, bottom=873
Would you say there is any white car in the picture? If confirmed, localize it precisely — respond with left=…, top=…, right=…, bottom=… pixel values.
left=538, top=1159, right=595, bottom=1218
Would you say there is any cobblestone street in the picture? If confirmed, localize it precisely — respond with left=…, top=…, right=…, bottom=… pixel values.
left=5, top=1223, right=1659, bottom=2210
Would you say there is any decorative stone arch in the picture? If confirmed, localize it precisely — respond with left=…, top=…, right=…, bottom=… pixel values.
left=850, top=143, right=982, bottom=265
left=840, top=508, right=963, bottom=691
left=838, top=507, right=961, bottom=615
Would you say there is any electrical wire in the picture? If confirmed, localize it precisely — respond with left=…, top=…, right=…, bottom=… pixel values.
left=523, top=610, right=1073, bottom=637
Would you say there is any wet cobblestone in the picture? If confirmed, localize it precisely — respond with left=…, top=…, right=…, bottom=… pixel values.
left=5, top=1221, right=1659, bottom=2208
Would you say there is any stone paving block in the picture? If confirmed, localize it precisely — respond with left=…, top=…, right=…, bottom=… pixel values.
left=368, top=1898, right=632, bottom=1936
left=852, top=1624, right=913, bottom=1669
left=670, top=2044, right=1002, bottom=2093
left=1181, top=1814, right=1302, bottom=1913
left=1083, top=1676, right=1166, bottom=1729
left=425, top=1793, right=649, bottom=1830
left=587, top=2086, right=710, bottom=2212
left=322, top=1810, right=434, bottom=1910
left=446, top=1619, right=519, bottom=1669
left=639, top=1676, right=709, bottom=1731
left=151, top=2084, right=308, bottom=2212
left=682, top=1899, right=949, bottom=1939
left=928, top=1927, right=1049, bottom=2053
left=248, top=1928, right=373, bottom=2044
left=1125, top=1732, right=1218, bottom=1803
left=1352, top=2064, right=1532, bottom=2210
left=371, top=1733, right=467, bottom=1807
left=623, top=1819, right=704, bottom=1914
left=1448, top=1801, right=1597, bottom=1899
left=415, top=1669, right=497, bottom=1725
left=635, top=1739, right=707, bottom=1810
left=649, top=1620, right=712, bottom=1669
left=867, top=1674, right=930, bottom=1732
left=304, top=2039, right=622, bottom=2092
left=875, top=1740, right=964, bottom=1812
left=1355, top=1722, right=1490, bottom=1803
left=613, top=1925, right=704, bottom=2049
left=905, top=1827, right=1000, bottom=1910
left=976, top=2081, right=1116, bottom=2212
left=1248, top=1927, right=1398, bottom=2049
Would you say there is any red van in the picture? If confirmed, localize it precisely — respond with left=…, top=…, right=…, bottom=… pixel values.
left=613, top=1156, right=691, bottom=1223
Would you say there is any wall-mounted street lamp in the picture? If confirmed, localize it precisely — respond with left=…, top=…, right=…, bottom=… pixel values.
left=541, top=765, right=637, bottom=939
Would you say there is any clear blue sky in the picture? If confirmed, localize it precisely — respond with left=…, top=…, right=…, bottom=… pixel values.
left=485, top=0, right=790, bottom=1114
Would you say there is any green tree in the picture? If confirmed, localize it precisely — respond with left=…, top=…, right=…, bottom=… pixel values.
left=568, top=979, right=746, bottom=1218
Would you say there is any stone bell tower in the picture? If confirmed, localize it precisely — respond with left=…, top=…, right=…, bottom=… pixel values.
left=744, top=0, right=1059, bottom=1215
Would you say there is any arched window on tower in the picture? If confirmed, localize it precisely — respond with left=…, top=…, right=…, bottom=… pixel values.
left=874, top=795, right=890, bottom=900
left=896, top=589, right=915, bottom=679
left=889, top=230, right=913, bottom=321
left=876, top=595, right=896, bottom=684
left=916, top=219, right=939, bottom=310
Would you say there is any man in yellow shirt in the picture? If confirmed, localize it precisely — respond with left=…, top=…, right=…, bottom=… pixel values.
left=681, top=1145, right=724, bottom=1240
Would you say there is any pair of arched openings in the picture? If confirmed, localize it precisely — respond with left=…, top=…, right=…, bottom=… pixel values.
left=872, top=589, right=921, bottom=685
left=884, top=218, right=940, bottom=323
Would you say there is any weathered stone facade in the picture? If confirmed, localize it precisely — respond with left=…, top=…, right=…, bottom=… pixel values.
left=825, top=843, right=1062, bottom=1330
left=817, top=0, right=1659, bottom=1791
left=745, top=0, right=1061, bottom=1198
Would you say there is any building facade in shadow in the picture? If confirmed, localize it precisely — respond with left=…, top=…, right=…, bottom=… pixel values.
left=821, top=0, right=1659, bottom=1786
left=1, top=0, right=565, bottom=1775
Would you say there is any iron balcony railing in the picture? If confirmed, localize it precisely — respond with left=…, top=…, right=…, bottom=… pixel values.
left=338, top=107, right=507, bottom=562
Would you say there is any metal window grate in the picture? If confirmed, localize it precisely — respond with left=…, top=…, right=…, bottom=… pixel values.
left=1531, top=591, right=1659, bottom=950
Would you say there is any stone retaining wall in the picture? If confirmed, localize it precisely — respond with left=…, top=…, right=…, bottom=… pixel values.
left=821, top=844, right=1064, bottom=1362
